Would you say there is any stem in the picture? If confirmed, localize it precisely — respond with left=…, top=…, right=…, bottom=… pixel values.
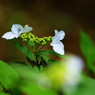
left=35, top=55, right=40, bottom=69
left=35, top=43, right=40, bottom=52
left=38, top=45, right=46, bottom=52
left=35, top=43, right=40, bottom=67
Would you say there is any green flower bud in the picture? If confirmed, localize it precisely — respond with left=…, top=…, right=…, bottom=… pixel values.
left=20, top=32, right=52, bottom=46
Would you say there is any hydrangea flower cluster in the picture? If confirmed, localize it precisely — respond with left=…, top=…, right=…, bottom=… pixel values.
left=2, top=24, right=65, bottom=55
left=21, top=32, right=52, bottom=45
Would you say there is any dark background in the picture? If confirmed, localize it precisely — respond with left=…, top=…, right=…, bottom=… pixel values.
left=0, top=0, right=95, bottom=61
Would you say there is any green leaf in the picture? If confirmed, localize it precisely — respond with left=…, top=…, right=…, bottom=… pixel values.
left=0, top=60, right=19, bottom=89
left=33, top=66, right=40, bottom=72
left=80, top=30, right=95, bottom=72
left=0, top=93, right=10, bottom=95
left=48, top=59, right=61, bottom=64
left=19, top=81, right=57, bottom=95
left=27, top=40, right=35, bottom=49
left=43, top=50, right=64, bottom=58
left=38, top=50, right=50, bottom=63
left=39, top=66, right=44, bottom=71
left=33, top=66, right=44, bottom=72
left=0, top=85, right=3, bottom=92
left=11, top=64, right=57, bottom=95
left=72, top=77, right=95, bottom=95
left=8, top=61, right=27, bottom=65
left=14, top=40, right=36, bottom=62
left=10, top=63, right=40, bottom=80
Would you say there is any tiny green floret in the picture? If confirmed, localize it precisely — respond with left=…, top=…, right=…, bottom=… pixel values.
left=20, top=32, right=52, bottom=46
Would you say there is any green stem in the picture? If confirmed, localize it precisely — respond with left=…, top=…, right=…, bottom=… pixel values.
left=38, top=45, right=46, bottom=52
left=35, top=43, right=40, bottom=52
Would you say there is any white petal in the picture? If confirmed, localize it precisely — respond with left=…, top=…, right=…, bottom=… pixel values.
left=58, top=30, right=65, bottom=40
left=55, top=30, right=65, bottom=40
left=50, top=42, right=54, bottom=46
left=54, top=30, right=58, bottom=35
left=24, top=25, right=33, bottom=32
left=11, top=24, right=23, bottom=34
left=52, top=30, right=65, bottom=43
left=66, top=56, right=84, bottom=75
left=19, top=25, right=24, bottom=30
left=51, top=41, right=65, bottom=55
left=2, top=32, right=16, bottom=40
left=63, top=56, right=84, bottom=93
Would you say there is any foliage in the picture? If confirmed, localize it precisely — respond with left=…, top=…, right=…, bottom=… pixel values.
left=1, top=24, right=95, bottom=95
left=0, top=60, right=19, bottom=90
left=80, top=30, right=95, bottom=73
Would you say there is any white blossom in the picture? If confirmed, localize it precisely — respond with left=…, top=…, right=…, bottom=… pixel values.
left=50, top=30, right=65, bottom=55
left=2, top=24, right=32, bottom=40
left=20, top=25, right=33, bottom=33
left=63, top=55, right=84, bottom=94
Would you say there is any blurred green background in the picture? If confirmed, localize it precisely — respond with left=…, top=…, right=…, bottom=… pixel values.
left=0, top=0, right=95, bottom=61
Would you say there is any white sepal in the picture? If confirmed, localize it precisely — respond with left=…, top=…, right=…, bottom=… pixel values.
left=50, top=30, right=65, bottom=55
left=2, top=32, right=16, bottom=40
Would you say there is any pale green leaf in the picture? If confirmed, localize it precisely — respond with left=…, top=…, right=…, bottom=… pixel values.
left=19, top=81, right=57, bottom=95
left=80, top=30, right=95, bottom=72
left=0, top=60, right=19, bottom=89
left=0, top=93, right=10, bottom=95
